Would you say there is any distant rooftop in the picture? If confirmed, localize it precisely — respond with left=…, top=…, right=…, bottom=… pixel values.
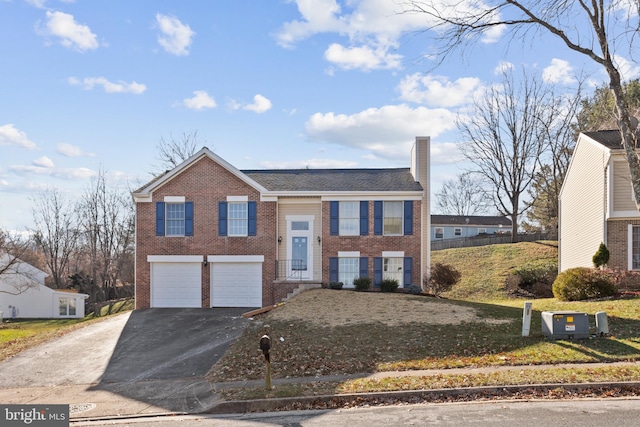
left=242, top=168, right=424, bottom=192
left=431, top=215, right=512, bottom=226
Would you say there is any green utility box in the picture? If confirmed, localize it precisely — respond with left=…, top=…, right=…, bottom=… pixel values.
left=541, top=311, right=590, bottom=340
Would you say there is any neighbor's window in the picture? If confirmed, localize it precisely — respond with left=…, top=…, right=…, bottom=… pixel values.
left=166, top=203, right=185, bottom=236
left=454, top=228, right=461, bottom=236
left=339, top=201, right=359, bottom=236
left=339, top=258, right=359, bottom=287
left=59, top=298, right=76, bottom=316
left=633, top=226, right=640, bottom=269
left=435, top=227, right=444, bottom=239
left=383, top=201, right=403, bottom=235
left=478, top=228, right=487, bottom=234
left=228, top=202, right=248, bottom=236
left=383, top=257, right=403, bottom=286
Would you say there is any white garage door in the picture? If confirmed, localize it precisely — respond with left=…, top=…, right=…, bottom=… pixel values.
left=151, top=262, right=202, bottom=308
left=210, top=261, right=262, bottom=307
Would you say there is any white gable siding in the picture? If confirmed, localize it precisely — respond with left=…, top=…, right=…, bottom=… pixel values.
left=559, top=136, right=610, bottom=271
left=611, top=159, right=639, bottom=215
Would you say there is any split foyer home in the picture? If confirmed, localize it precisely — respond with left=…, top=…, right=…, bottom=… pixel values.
left=431, top=215, right=511, bottom=240
left=560, top=129, right=640, bottom=272
left=133, top=137, right=431, bottom=309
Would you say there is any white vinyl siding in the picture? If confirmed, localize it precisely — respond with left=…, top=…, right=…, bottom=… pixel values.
left=559, top=136, right=609, bottom=271
left=612, top=160, right=637, bottom=213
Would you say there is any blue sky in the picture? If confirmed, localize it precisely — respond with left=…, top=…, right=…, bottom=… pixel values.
left=1, top=0, right=638, bottom=231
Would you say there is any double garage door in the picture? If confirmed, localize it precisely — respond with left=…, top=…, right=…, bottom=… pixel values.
left=148, top=255, right=263, bottom=308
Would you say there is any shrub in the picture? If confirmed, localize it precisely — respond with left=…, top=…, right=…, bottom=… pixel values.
left=552, top=267, right=616, bottom=301
left=353, top=277, right=371, bottom=292
left=427, top=262, right=461, bottom=296
left=507, top=263, right=557, bottom=298
left=380, top=279, right=399, bottom=293
left=406, top=284, right=423, bottom=295
left=592, top=242, right=610, bottom=268
left=329, top=281, right=343, bottom=290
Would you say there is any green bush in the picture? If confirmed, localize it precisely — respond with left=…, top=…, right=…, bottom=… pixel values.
left=427, top=262, right=461, bottom=296
left=592, top=242, right=610, bottom=268
left=353, top=277, right=371, bottom=292
left=406, top=284, right=423, bottom=295
left=380, top=279, right=399, bottom=293
left=552, top=267, right=616, bottom=301
left=329, top=281, right=343, bottom=290
left=507, top=263, right=557, bottom=298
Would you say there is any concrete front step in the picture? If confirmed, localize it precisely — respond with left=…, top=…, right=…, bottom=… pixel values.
left=283, top=283, right=322, bottom=301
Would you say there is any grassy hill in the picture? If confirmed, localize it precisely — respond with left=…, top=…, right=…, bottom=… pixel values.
left=431, top=240, right=558, bottom=301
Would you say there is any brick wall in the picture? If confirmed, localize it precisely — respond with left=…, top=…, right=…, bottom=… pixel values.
left=135, top=156, right=277, bottom=308
left=320, top=200, right=422, bottom=285
left=606, top=219, right=640, bottom=270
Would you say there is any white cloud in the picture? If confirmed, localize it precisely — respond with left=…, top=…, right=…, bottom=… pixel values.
left=542, top=58, right=576, bottom=84
left=324, top=43, right=401, bottom=71
left=32, top=156, right=54, bottom=168
left=244, top=95, right=272, bottom=114
left=68, top=77, right=147, bottom=94
left=25, top=0, right=47, bottom=8
left=614, top=54, right=640, bottom=81
left=305, top=104, right=457, bottom=160
left=431, top=141, right=464, bottom=165
left=155, top=13, right=195, bottom=56
left=494, top=61, right=514, bottom=75
left=275, top=0, right=346, bottom=48
left=56, top=143, right=95, bottom=157
left=9, top=164, right=96, bottom=180
left=259, top=158, right=358, bottom=169
left=181, top=91, right=217, bottom=110
left=42, top=11, right=98, bottom=52
left=0, top=124, right=37, bottom=150
left=397, top=74, right=482, bottom=107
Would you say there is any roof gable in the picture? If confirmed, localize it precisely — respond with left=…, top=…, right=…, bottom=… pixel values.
left=132, top=148, right=269, bottom=202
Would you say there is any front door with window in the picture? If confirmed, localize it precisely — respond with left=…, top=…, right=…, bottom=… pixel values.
left=287, top=216, right=314, bottom=280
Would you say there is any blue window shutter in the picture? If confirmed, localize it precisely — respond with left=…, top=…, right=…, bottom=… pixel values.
left=330, top=201, right=339, bottom=235
left=360, top=201, right=369, bottom=235
left=218, top=201, right=227, bottom=236
left=185, top=202, right=194, bottom=236
left=359, top=257, right=368, bottom=278
left=403, top=257, right=413, bottom=288
left=374, top=201, right=383, bottom=235
left=374, top=257, right=382, bottom=287
left=329, top=257, right=339, bottom=283
left=155, top=202, right=165, bottom=236
left=248, top=201, right=257, bottom=236
left=404, top=200, right=413, bottom=235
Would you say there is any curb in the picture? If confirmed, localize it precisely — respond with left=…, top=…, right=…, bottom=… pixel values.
left=204, top=381, right=640, bottom=414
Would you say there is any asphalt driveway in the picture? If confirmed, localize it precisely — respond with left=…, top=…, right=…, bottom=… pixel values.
left=0, top=308, right=251, bottom=415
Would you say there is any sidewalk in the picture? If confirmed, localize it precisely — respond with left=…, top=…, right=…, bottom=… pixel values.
left=4, top=361, right=638, bottom=421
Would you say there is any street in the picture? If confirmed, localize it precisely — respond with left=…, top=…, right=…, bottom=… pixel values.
left=73, top=398, right=640, bottom=427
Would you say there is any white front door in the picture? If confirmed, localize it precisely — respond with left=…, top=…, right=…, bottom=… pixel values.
left=287, top=216, right=313, bottom=280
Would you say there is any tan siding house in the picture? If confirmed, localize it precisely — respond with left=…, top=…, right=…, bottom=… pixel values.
left=560, top=130, right=640, bottom=272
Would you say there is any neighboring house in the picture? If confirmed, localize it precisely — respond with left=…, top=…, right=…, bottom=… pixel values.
left=0, top=254, right=88, bottom=319
left=431, top=215, right=511, bottom=240
left=560, top=129, right=640, bottom=272
left=132, top=137, right=431, bottom=309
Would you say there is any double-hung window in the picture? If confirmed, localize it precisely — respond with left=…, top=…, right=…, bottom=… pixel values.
left=166, top=203, right=185, bottom=236
left=435, top=227, right=444, bottom=239
left=632, top=226, right=640, bottom=269
left=454, top=228, right=462, bottom=236
left=156, top=199, right=193, bottom=237
left=383, top=201, right=403, bottom=235
left=339, top=201, right=359, bottom=236
left=339, top=257, right=359, bottom=287
left=228, top=202, right=248, bottom=236
left=383, top=257, right=403, bottom=285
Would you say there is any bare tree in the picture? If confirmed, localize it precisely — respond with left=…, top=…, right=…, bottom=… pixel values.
left=403, top=0, right=640, bottom=208
left=152, top=131, right=202, bottom=174
left=457, top=68, right=553, bottom=240
left=0, top=229, right=39, bottom=295
left=31, top=189, right=80, bottom=289
left=77, top=169, right=135, bottom=302
left=434, top=172, right=492, bottom=215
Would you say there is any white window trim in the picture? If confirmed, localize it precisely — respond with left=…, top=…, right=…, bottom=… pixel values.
left=227, top=195, right=248, bottom=202
left=382, top=251, right=404, bottom=257
left=454, top=228, right=461, bottom=236
left=148, top=255, right=204, bottom=263
left=435, top=227, right=444, bottom=239
left=164, top=196, right=185, bottom=202
left=478, top=228, right=487, bottom=234
left=339, top=251, right=360, bottom=257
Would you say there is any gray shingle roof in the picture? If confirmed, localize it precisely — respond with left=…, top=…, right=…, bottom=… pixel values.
left=582, top=129, right=640, bottom=150
left=242, top=168, right=423, bottom=192
left=431, top=215, right=512, bottom=226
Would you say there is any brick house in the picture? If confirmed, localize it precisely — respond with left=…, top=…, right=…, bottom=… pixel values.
left=133, top=137, right=430, bottom=309
left=559, top=130, right=640, bottom=272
